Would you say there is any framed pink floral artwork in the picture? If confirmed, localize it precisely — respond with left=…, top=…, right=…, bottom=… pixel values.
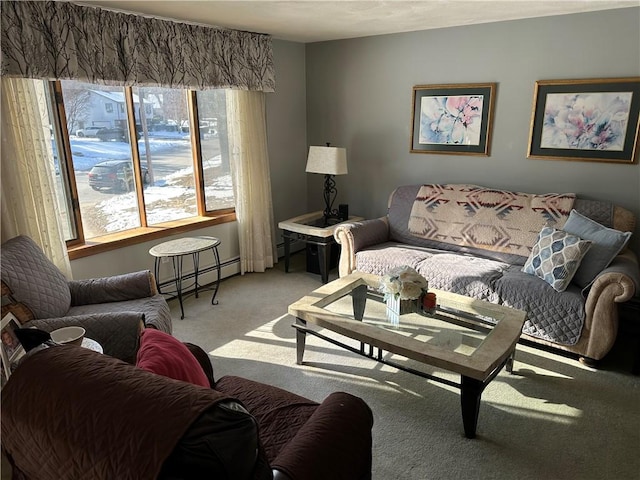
left=528, top=77, right=640, bottom=164
left=410, top=83, right=496, bottom=156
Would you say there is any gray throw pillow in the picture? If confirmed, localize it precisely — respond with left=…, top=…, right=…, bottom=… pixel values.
left=562, top=209, right=632, bottom=288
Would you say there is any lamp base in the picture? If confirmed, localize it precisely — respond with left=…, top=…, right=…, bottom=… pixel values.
left=322, top=174, right=340, bottom=225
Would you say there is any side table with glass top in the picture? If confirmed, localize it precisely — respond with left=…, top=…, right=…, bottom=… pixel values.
left=278, top=211, right=364, bottom=284
left=149, top=236, right=221, bottom=319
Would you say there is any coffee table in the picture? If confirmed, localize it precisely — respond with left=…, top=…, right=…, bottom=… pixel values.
left=288, top=272, right=526, bottom=439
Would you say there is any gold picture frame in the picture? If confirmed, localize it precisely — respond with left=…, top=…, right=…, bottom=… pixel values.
left=527, top=77, right=640, bottom=164
left=410, top=83, right=496, bottom=156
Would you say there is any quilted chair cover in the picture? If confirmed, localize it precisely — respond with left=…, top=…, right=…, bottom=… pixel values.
left=2, top=344, right=373, bottom=480
left=215, top=375, right=374, bottom=480
left=1, top=235, right=71, bottom=319
left=1, top=235, right=172, bottom=361
left=1, top=347, right=257, bottom=480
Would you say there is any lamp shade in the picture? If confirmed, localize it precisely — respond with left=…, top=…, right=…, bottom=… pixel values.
left=305, top=146, right=348, bottom=175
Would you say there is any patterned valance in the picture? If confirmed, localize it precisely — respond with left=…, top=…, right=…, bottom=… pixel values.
left=0, top=1, right=275, bottom=92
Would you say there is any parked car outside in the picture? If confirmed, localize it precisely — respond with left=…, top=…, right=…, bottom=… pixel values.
left=95, top=127, right=141, bottom=142
left=75, top=126, right=104, bottom=137
left=180, top=120, right=218, bottom=138
left=95, top=127, right=126, bottom=142
left=88, top=160, right=150, bottom=192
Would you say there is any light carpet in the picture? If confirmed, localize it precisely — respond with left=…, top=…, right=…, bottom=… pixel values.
left=171, top=253, right=640, bottom=480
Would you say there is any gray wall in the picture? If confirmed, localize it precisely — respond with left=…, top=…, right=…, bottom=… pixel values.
left=306, top=8, right=640, bottom=254
left=268, top=40, right=308, bottom=240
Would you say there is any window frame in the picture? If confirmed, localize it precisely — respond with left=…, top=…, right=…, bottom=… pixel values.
left=49, top=81, right=236, bottom=260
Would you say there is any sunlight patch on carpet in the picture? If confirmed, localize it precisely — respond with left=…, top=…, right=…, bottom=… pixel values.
left=487, top=402, right=581, bottom=425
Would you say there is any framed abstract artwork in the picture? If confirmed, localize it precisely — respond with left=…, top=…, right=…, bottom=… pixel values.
left=410, top=83, right=496, bottom=156
left=528, top=78, right=640, bottom=164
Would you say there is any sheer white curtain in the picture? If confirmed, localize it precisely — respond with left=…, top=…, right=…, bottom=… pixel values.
left=1, top=78, right=72, bottom=278
left=226, top=90, right=277, bottom=273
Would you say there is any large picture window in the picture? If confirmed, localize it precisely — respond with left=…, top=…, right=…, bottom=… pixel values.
left=43, top=79, right=234, bottom=245
left=196, top=90, right=235, bottom=211
left=133, top=86, right=198, bottom=226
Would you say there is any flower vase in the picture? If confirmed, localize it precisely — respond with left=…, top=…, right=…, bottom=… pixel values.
left=386, top=296, right=419, bottom=326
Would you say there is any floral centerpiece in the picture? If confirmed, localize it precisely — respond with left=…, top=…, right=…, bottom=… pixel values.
left=380, top=265, right=429, bottom=301
left=379, top=266, right=428, bottom=324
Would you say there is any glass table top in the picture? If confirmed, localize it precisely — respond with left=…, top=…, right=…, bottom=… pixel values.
left=323, top=294, right=505, bottom=358
left=288, top=272, right=526, bottom=380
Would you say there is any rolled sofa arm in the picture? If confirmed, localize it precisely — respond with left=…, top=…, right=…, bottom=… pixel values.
left=271, top=391, right=373, bottom=480
left=25, top=312, right=144, bottom=363
left=69, top=270, right=158, bottom=306
left=334, top=217, right=390, bottom=277
left=582, top=249, right=639, bottom=360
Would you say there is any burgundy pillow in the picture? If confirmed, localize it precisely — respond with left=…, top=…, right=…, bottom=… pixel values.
left=136, top=329, right=210, bottom=388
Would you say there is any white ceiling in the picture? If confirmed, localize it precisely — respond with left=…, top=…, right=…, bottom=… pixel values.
left=79, top=0, right=639, bottom=43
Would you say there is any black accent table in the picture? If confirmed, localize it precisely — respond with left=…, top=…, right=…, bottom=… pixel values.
left=278, top=211, right=363, bottom=284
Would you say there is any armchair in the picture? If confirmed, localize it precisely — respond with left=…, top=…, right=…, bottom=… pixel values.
left=1, top=235, right=171, bottom=362
left=1, top=344, right=374, bottom=480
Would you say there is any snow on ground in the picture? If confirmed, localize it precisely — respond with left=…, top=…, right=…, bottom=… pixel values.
left=96, top=173, right=234, bottom=233
left=68, top=135, right=190, bottom=170
left=72, top=139, right=233, bottom=236
left=100, top=184, right=197, bottom=232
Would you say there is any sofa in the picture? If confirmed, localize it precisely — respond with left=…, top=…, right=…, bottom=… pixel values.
left=334, top=184, right=640, bottom=363
left=1, top=340, right=374, bottom=480
left=1, top=235, right=172, bottom=362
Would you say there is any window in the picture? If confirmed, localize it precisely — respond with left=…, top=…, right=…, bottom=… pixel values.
left=133, top=86, right=197, bottom=224
left=196, top=91, right=234, bottom=211
left=44, top=80, right=234, bottom=248
left=43, top=84, right=76, bottom=241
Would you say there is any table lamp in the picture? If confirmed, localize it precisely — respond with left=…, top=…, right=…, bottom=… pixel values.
left=305, top=143, right=348, bottom=224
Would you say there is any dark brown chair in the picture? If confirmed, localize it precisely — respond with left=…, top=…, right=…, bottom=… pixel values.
left=2, top=344, right=373, bottom=480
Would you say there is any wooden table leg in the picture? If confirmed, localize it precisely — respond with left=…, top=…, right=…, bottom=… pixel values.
left=352, top=284, right=367, bottom=321
left=284, top=236, right=291, bottom=273
left=460, top=376, right=484, bottom=439
left=318, top=242, right=331, bottom=284
left=296, top=318, right=307, bottom=364
left=506, top=349, right=516, bottom=374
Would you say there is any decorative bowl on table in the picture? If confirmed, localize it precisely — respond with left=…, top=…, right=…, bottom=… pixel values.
left=50, top=326, right=86, bottom=346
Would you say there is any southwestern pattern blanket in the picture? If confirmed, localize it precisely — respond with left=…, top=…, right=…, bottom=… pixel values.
left=408, top=184, right=576, bottom=257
